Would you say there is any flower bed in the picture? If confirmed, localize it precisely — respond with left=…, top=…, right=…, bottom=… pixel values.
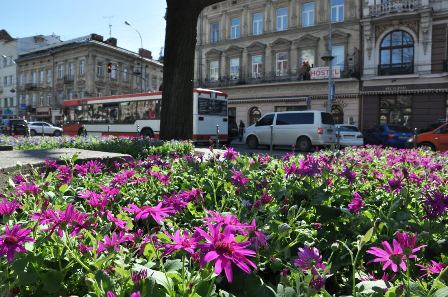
left=0, top=135, right=194, bottom=158
left=0, top=146, right=447, bottom=296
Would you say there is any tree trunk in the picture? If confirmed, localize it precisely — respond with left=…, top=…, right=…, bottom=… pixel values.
left=160, top=0, right=225, bottom=141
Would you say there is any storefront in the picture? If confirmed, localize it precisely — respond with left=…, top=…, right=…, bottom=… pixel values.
left=361, top=84, right=448, bottom=131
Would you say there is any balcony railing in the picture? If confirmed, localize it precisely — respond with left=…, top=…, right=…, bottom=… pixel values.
left=369, top=0, right=422, bottom=16
left=378, top=63, right=414, bottom=76
left=25, top=83, right=38, bottom=91
left=195, top=67, right=360, bottom=88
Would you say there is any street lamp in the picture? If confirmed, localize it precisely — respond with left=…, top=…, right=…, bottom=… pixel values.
left=321, top=0, right=334, bottom=113
left=124, top=21, right=144, bottom=93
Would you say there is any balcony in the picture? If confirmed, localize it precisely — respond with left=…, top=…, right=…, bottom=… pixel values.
left=369, top=0, right=423, bottom=17
left=195, top=67, right=360, bottom=88
left=25, top=83, right=38, bottom=91
left=64, top=76, right=74, bottom=84
left=378, top=63, right=414, bottom=76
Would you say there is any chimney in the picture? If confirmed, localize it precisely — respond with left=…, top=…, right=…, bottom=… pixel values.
left=105, top=37, right=117, bottom=47
left=90, top=33, right=104, bottom=42
left=138, top=48, right=152, bottom=59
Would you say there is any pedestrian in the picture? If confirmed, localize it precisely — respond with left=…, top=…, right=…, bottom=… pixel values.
left=238, top=120, right=245, bottom=142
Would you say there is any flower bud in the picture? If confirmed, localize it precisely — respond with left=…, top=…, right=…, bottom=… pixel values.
left=278, top=223, right=290, bottom=234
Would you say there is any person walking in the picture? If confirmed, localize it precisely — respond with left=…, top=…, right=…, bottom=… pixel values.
left=238, top=120, right=245, bottom=142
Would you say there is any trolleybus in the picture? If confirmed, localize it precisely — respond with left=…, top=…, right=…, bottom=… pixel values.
left=62, top=89, right=228, bottom=143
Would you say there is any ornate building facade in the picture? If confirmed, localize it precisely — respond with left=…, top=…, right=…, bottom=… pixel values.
left=361, top=0, right=448, bottom=130
left=194, top=0, right=362, bottom=128
left=16, top=34, right=163, bottom=124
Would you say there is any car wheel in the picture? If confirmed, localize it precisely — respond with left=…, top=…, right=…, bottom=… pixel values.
left=30, top=130, right=36, bottom=136
left=296, top=136, right=312, bottom=152
left=246, top=135, right=258, bottom=149
left=53, top=130, right=62, bottom=137
left=419, top=142, right=435, bottom=151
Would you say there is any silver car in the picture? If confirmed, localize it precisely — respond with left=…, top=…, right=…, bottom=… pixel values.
left=335, top=124, right=364, bottom=147
left=29, top=121, right=63, bottom=136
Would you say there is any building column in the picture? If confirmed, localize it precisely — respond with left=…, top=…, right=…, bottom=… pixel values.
left=265, top=44, right=272, bottom=76
left=242, top=5, right=249, bottom=37
left=290, top=0, right=297, bottom=28
left=220, top=53, right=227, bottom=78
left=265, top=1, right=272, bottom=33
left=221, top=11, right=228, bottom=41
left=242, top=48, right=248, bottom=80
left=290, top=46, right=298, bottom=75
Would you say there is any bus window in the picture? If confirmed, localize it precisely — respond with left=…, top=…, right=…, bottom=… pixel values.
left=119, top=102, right=137, bottom=124
left=137, top=100, right=161, bottom=120
left=198, top=98, right=227, bottom=116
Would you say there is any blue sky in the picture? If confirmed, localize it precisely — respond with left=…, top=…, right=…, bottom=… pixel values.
left=1, top=0, right=167, bottom=59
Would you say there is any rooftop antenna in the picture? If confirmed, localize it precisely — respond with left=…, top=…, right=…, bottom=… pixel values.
left=103, top=16, right=115, bottom=38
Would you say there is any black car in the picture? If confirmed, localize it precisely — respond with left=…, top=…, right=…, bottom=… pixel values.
left=2, top=119, right=30, bottom=136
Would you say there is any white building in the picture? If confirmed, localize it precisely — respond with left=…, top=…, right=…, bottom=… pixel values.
left=0, top=29, right=61, bottom=119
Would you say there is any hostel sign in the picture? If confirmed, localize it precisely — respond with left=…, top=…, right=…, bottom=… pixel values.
left=310, top=66, right=341, bottom=80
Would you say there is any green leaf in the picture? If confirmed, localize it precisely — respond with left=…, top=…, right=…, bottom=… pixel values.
left=164, top=259, right=182, bottom=272
left=143, top=243, right=157, bottom=261
left=356, top=280, right=388, bottom=297
left=134, top=264, right=173, bottom=292
left=276, top=284, right=296, bottom=297
left=433, top=287, right=448, bottom=297
left=360, top=227, right=374, bottom=245
left=59, top=184, right=69, bottom=193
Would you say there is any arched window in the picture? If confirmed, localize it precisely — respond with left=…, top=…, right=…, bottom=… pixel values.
left=331, top=105, right=344, bottom=124
left=379, top=30, right=414, bottom=75
left=248, top=107, right=261, bottom=125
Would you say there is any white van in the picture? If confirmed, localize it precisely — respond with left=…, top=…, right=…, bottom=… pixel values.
left=243, top=110, right=336, bottom=151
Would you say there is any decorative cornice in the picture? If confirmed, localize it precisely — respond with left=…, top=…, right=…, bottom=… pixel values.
left=361, top=88, right=448, bottom=95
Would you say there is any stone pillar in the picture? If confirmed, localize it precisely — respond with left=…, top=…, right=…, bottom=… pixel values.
left=221, top=11, right=228, bottom=40
left=265, top=44, right=272, bottom=77
left=290, top=0, right=297, bottom=28
left=290, top=46, right=298, bottom=75
left=220, top=53, right=227, bottom=78
left=265, top=1, right=272, bottom=33
left=242, top=48, right=248, bottom=80
left=242, top=6, right=249, bottom=37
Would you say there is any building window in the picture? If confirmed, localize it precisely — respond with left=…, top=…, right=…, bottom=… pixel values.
left=3, top=76, right=6, bottom=86
left=332, top=45, right=345, bottom=70
left=230, top=18, right=241, bottom=39
left=229, top=58, right=240, bottom=80
left=252, top=12, right=263, bottom=35
left=7, top=75, right=12, bottom=86
left=97, top=62, right=104, bottom=77
left=111, top=63, right=117, bottom=80
left=249, top=106, right=262, bottom=125
left=331, top=0, right=344, bottom=23
left=20, top=73, right=25, bottom=85
left=210, top=22, right=220, bottom=43
left=276, top=7, right=288, bottom=31
left=79, top=60, right=85, bottom=76
left=209, top=60, right=219, bottom=81
left=67, top=63, right=74, bottom=80
left=47, top=70, right=52, bottom=83
left=302, top=2, right=315, bottom=27
left=380, top=95, right=412, bottom=127
left=152, top=75, right=157, bottom=90
left=379, top=30, right=414, bottom=75
left=31, top=71, right=37, bottom=84
left=276, top=52, right=288, bottom=76
left=300, top=49, right=315, bottom=66
left=251, top=55, right=263, bottom=78
left=57, top=64, right=64, bottom=79
left=39, top=70, right=45, bottom=84
left=123, top=68, right=128, bottom=81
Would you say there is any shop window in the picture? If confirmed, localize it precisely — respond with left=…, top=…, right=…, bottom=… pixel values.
left=379, top=95, right=412, bottom=127
left=331, top=105, right=344, bottom=124
left=248, top=106, right=261, bottom=125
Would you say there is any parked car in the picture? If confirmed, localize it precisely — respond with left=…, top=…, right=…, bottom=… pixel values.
left=29, top=121, right=63, bottom=136
left=243, top=110, right=336, bottom=152
left=412, top=122, right=448, bottom=151
left=363, top=124, right=414, bottom=148
left=1, top=119, right=30, bottom=136
left=335, top=124, right=364, bottom=147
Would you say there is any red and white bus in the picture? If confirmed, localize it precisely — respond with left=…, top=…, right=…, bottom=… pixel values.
left=62, top=88, right=228, bottom=142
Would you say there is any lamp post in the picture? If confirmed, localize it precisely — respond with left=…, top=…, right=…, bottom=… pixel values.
left=124, top=21, right=144, bottom=93
left=321, top=0, right=334, bottom=113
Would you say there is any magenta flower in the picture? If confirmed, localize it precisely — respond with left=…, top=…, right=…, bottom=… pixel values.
left=162, top=230, right=199, bottom=256
left=367, top=240, right=407, bottom=272
left=294, top=246, right=326, bottom=271
left=131, top=269, right=148, bottom=283
left=149, top=171, right=170, bottom=186
left=416, top=261, right=447, bottom=278
left=130, top=292, right=141, bottom=297
left=0, top=199, right=21, bottom=216
left=341, top=167, right=357, bottom=184
left=97, top=232, right=133, bottom=254
left=348, top=192, right=364, bottom=214
left=15, top=182, right=40, bottom=196
left=124, top=202, right=175, bottom=224
left=106, top=291, right=116, bottom=297
left=394, top=232, right=426, bottom=258
left=0, top=224, right=34, bottom=263
left=56, top=165, right=73, bottom=184
left=385, top=178, right=402, bottom=193
left=196, top=224, right=256, bottom=283
left=223, top=147, right=238, bottom=160
left=230, top=169, right=250, bottom=186
left=422, top=191, right=448, bottom=219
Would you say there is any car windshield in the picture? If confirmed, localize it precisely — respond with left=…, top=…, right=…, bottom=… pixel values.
left=388, top=125, right=411, bottom=133
left=338, top=126, right=359, bottom=132
left=321, top=112, right=334, bottom=125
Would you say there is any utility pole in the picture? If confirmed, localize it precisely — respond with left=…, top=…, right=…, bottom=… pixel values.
left=321, top=0, right=334, bottom=113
